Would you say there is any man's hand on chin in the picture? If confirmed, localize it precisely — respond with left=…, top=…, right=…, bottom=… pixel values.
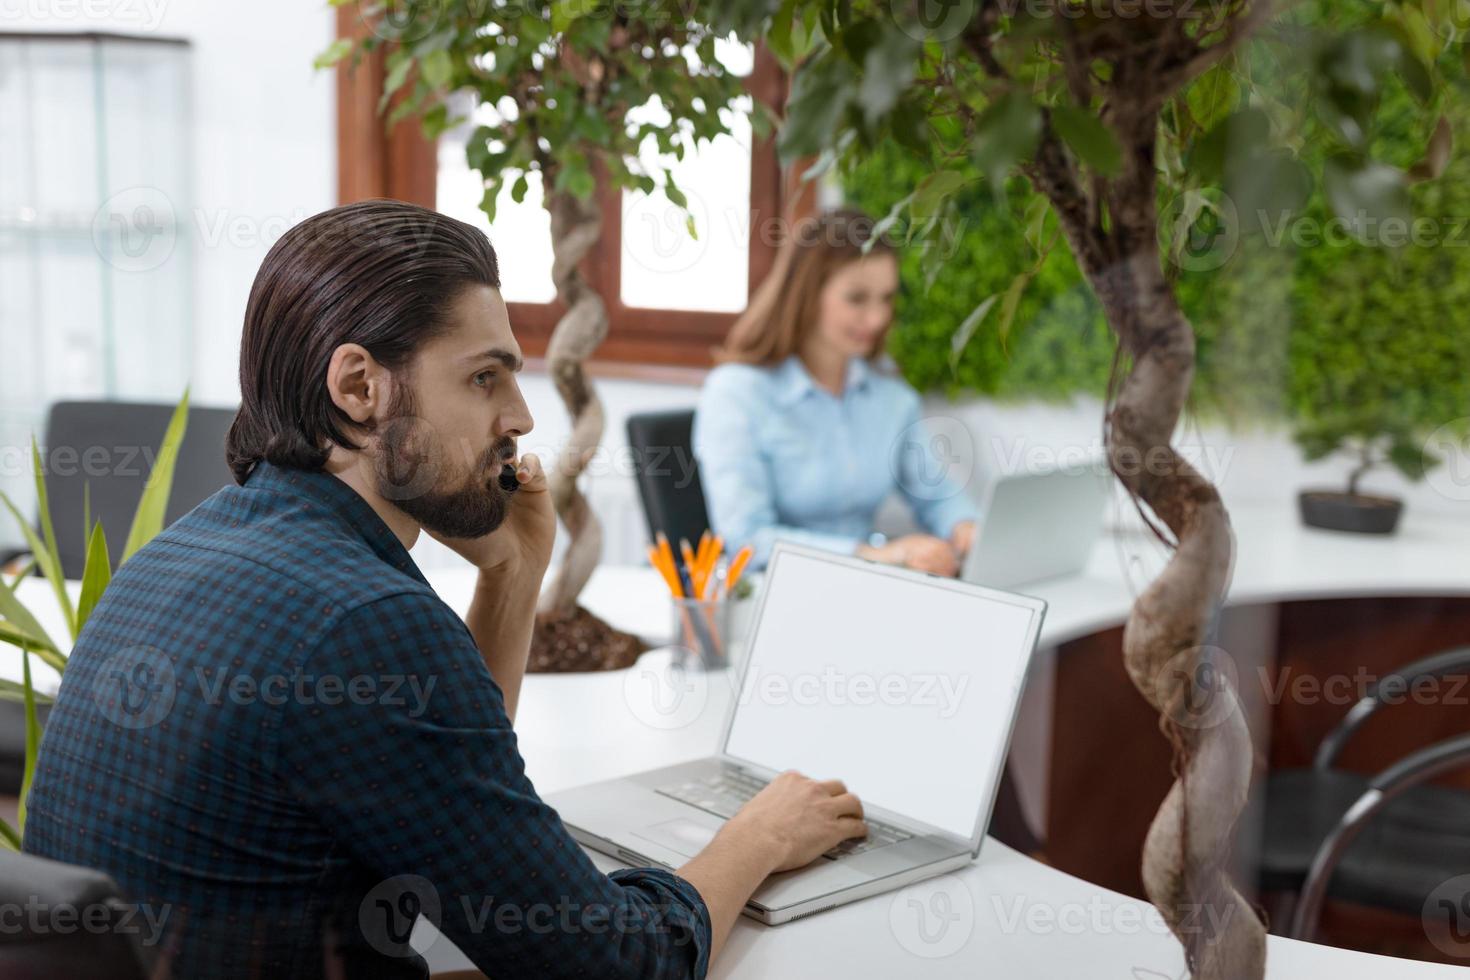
left=429, top=452, right=555, bottom=583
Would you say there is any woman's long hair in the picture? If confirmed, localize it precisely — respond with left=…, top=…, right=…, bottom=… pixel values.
left=717, top=207, right=897, bottom=366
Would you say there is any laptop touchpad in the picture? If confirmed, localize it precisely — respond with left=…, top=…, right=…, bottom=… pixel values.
left=633, top=817, right=719, bottom=857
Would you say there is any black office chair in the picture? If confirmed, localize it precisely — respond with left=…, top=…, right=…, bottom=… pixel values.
left=1258, top=644, right=1470, bottom=941
left=0, top=849, right=157, bottom=979
left=1, top=400, right=238, bottom=579
left=0, top=401, right=237, bottom=795
left=626, top=410, right=711, bottom=548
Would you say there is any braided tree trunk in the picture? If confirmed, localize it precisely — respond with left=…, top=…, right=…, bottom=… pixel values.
left=526, top=190, right=645, bottom=671
left=1027, top=99, right=1266, bottom=977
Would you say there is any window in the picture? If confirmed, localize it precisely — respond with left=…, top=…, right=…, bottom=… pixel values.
left=336, top=9, right=807, bottom=370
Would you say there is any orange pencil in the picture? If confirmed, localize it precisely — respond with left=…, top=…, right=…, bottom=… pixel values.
left=695, top=530, right=712, bottom=574
left=656, top=531, right=677, bottom=582
left=647, top=546, right=681, bottom=597
left=700, top=535, right=724, bottom=598
left=724, top=546, right=753, bottom=597
left=679, top=538, right=699, bottom=595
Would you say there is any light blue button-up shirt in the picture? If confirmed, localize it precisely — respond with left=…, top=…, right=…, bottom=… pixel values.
left=693, top=355, right=979, bottom=568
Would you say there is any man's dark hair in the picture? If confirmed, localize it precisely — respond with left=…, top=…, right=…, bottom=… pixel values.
left=225, top=199, right=500, bottom=484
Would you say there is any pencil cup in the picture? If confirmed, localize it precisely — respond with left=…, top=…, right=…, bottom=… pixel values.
left=670, top=597, right=733, bottom=671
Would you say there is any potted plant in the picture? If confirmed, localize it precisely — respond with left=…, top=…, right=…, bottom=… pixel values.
left=1293, top=415, right=1435, bottom=534
left=0, top=394, right=189, bottom=847
left=328, top=1, right=751, bottom=671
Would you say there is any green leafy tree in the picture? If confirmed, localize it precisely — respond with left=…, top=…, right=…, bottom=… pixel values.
left=327, top=0, right=747, bottom=660
left=708, top=0, right=1454, bottom=975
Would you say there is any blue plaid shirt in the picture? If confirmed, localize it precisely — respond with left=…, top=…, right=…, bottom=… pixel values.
left=24, top=461, right=711, bottom=979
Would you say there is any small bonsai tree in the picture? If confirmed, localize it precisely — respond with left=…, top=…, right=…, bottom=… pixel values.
left=1295, top=414, right=1435, bottom=498
left=328, top=0, right=748, bottom=668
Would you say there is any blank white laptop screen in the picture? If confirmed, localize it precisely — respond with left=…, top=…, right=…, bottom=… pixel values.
left=723, top=548, right=1040, bottom=840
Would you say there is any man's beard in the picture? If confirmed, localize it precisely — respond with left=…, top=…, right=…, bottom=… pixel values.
left=370, top=389, right=514, bottom=539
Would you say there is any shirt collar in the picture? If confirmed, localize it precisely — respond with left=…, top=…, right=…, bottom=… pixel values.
left=772, top=355, right=872, bottom=406
left=244, top=461, right=427, bottom=584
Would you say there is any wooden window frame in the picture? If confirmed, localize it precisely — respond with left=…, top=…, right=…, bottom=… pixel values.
left=336, top=11, right=813, bottom=372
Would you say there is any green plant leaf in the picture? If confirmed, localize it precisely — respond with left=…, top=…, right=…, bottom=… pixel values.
left=0, top=622, right=66, bottom=674
left=0, top=552, right=60, bottom=658
left=75, top=522, right=112, bottom=633
left=0, top=817, right=18, bottom=851
left=421, top=49, right=452, bottom=89
left=949, top=294, right=999, bottom=378
left=1323, top=156, right=1411, bottom=246
left=971, top=91, right=1041, bottom=188
left=996, top=268, right=1034, bottom=348
left=1050, top=105, right=1122, bottom=176
left=17, top=644, right=40, bottom=833
left=122, top=389, right=190, bottom=565
left=858, top=31, right=920, bottom=126
left=911, top=170, right=969, bottom=222
left=0, top=678, right=53, bottom=705
left=313, top=38, right=353, bottom=71
left=26, top=439, right=74, bottom=639
left=4, top=561, right=35, bottom=596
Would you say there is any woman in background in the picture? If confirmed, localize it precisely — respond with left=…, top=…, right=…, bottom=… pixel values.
left=694, top=208, right=979, bottom=574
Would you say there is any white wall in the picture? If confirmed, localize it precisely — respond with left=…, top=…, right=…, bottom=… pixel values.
left=0, top=0, right=339, bottom=409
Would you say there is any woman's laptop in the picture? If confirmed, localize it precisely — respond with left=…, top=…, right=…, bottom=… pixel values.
left=545, top=543, right=1046, bottom=924
left=962, top=465, right=1113, bottom=588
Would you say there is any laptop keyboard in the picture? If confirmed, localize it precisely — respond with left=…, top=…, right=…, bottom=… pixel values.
left=656, top=768, right=913, bottom=859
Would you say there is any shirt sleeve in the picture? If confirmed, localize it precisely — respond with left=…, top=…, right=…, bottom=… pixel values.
left=277, top=592, right=712, bottom=980
left=694, top=371, right=864, bottom=569
left=892, top=390, right=980, bottom=540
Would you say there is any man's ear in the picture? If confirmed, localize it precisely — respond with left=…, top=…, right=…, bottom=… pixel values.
left=325, top=343, right=389, bottom=427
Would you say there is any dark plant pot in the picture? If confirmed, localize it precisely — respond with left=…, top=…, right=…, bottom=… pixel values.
left=1297, top=490, right=1404, bottom=535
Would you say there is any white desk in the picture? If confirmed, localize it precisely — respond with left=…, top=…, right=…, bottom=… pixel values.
left=11, top=501, right=1470, bottom=976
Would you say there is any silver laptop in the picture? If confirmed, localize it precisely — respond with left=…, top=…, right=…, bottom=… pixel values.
left=545, top=542, right=1046, bottom=925
left=962, top=464, right=1112, bottom=588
